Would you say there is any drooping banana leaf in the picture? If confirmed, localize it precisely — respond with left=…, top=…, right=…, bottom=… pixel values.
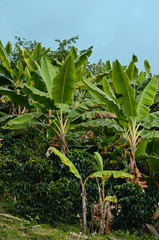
left=41, top=56, right=56, bottom=99
left=0, top=87, right=31, bottom=109
left=142, top=111, right=159, bottom=122
left=79, top=118, right=123, bottom=132
left=92, top=72, right=111, bottom=83
left=52, top=54, right=75, bottom=104
left=51, top=147, right=81, bottom=179
left=105, top=195, right=118, bottom=203
left=137, top=75, right=159, bottom=120
left=142, top=119, right=159, bottom=129
left=0, top=115, right=16, bottom=124
left=4, top=121, right=48, bottom=130
left=79, top=110, right=104, bottom=121
left=22, top=84, right=55, bottom=109
left=141, top=111, right=159, bottom=130
left=141, top=130, right=159, bottom=139
left=82, top=77, right=125, bottom=120
left=4, top=112, right=49, bottom=130
left=89, top=170, right=133, bottom=180
left=112, top=60, right=138, bottom=117
left=68, top=99, right=102, bottom=119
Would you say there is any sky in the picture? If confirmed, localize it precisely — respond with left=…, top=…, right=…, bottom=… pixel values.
left=1, top=0, right=159, bottom=73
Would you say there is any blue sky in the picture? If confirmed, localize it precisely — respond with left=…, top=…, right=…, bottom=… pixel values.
left=1, top=0, right=159, bottom=73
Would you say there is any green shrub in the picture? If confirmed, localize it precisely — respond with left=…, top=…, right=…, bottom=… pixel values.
left=0, top=130, right=98, bottom=223
left=110, top=182, right=159, bottom=229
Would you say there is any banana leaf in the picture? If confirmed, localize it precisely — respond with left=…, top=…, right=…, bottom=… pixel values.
left=0, top=115, right=16, bottom=124
left=0, top=41, right=12, bottom=72
left=103, top=77, right=116, bottom=101
left=4, top=112, right=49, bottom=130
left=79, top=118, right=123, bottom=132
left=51, top=147, right=81, bottom=179
left=82, top=77, right=125, bottom=120
left=23, top=50, right=39, bottom=72
left=52, top=54, right=75, bottom=104
left=94, top=152, right=103, bottom=172
left=147, top=156, right=159, bottom=174
left=141, top=130, right=159, bottom=139
left=41, top=56, right=56, bottom=99
left=0, top=64, right=13, bottom=80
left=136, top=140, right=148, bottom=156
left=137, top=75, right=159, bottom=120
left=4, top=121, right=48, bottom=130
left=125, top=60, right=138, bottom=80
left=32, top=43, right=42, bottom=60
left=5, top=41, right=12, bottom=54
left=0, top=87, right=31, bottom=109
left=74, top=46, right=93, bottom=71
left=112, top=60, right=138, bottom=117
left=89, top=170, right=133, bottom=180
left=22, top=84, right=55, bottom=109
left=68, top=99, right=101, bottom=119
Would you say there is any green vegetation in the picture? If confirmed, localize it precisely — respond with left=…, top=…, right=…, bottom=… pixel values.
left=0, top=198, right=157, bottom=239
left=0, top=36, right=159, bottom=239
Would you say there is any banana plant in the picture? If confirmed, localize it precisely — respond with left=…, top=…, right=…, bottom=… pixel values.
left=4, top=45, right=93, bottom=154
left=82, top=58, right=159, bottom=189
left=89, top=152, right=133, bottom=235
left=52, top=147, right=133, bottom=234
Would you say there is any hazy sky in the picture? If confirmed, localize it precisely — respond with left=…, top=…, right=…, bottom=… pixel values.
left=1, top=0, right=159, bottom=73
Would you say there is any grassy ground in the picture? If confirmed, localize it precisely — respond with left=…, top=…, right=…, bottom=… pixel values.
left=0, top=199, right=157, bottom=240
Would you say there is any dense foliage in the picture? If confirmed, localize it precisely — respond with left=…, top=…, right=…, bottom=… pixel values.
left=0, top=129, right=98, bottom=223
left=0, top=36, right=159, bottom=237
left=110, top=182, right=159, bottom=229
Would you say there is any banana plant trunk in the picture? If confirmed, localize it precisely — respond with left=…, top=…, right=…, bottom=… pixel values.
left=129, top=146, right=137, bottom=173
left=81, top=185, right=87, bottom=234
left=129, top=144, right=147, bottom=189
left=60, top=135, right=67, bottom=155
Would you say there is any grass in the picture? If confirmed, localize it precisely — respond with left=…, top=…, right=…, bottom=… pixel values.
left=0, top=198, right=158, bottom=240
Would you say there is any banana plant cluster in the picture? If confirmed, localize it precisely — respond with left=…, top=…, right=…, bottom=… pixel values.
left=0, top=40, right=159, bottom=181
left=82, top=57, right=159, bottom=188
left=0, top=41, right=93, bottom=154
